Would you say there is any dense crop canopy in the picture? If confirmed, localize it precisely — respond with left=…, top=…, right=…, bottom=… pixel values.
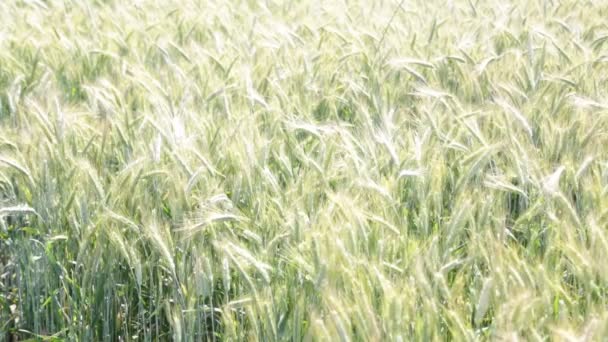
left=1, top=0, right=608, bottom=340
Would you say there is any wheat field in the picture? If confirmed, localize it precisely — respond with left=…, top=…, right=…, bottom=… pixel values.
left=1, top=0, right=608, bottom=340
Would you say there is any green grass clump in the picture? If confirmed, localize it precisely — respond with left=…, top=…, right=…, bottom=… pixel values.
left=1, top=0, right=608, bottom=340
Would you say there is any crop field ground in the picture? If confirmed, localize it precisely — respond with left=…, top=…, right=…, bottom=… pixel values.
left=1, top=0, right=608, bottom=340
